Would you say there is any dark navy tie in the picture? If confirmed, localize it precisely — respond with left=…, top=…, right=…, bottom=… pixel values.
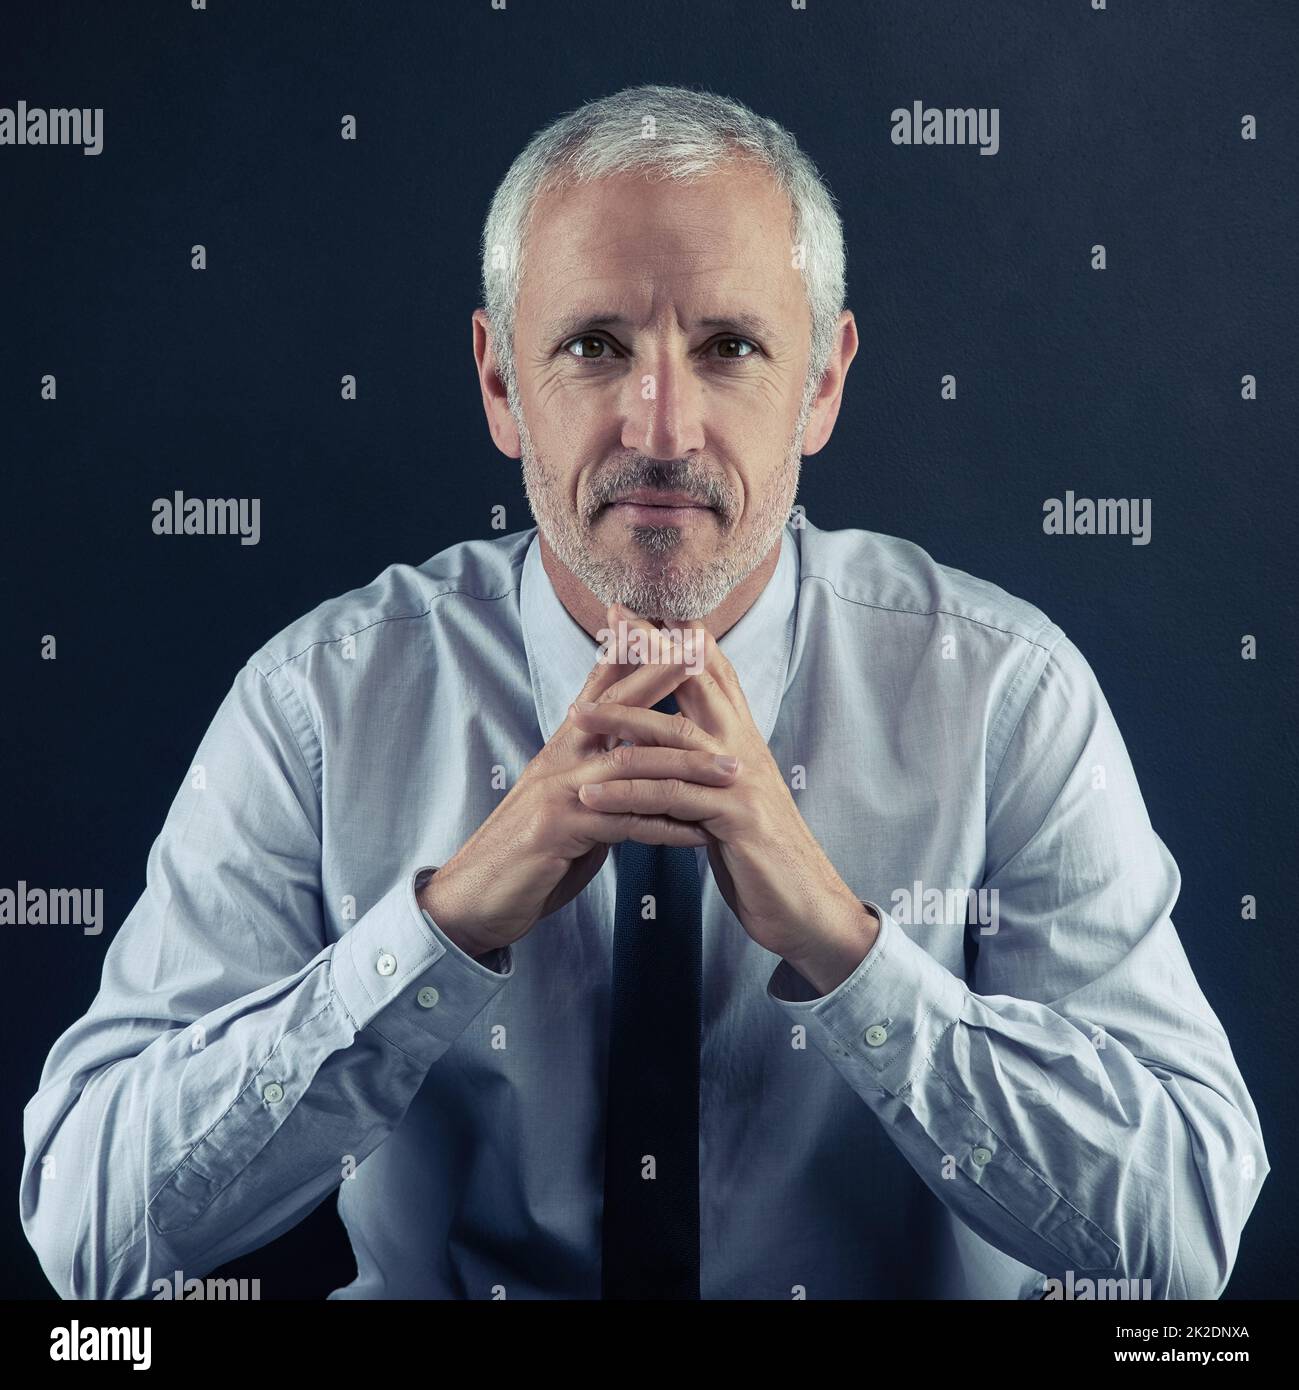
left=601, top=691, right=702, bottom=1300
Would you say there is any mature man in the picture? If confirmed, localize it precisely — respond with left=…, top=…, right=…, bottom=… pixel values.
left=22, top=84, right=1267, bottom=1300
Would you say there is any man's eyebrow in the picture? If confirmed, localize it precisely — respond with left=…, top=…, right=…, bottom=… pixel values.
left=695, top=313, right=780, bottom=342
left=542, top=310, right=782, bottom=343
left=542, top=312, right=633, bottom=343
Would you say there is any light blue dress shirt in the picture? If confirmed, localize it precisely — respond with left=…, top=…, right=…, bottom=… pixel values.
left=20, top=519, right=1269, bottom=1299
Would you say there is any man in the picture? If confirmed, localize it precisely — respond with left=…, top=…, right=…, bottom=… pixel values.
left=21, top=84, right=1268, bottom=1300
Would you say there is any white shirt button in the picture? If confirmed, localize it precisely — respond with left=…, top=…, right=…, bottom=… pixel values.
left=972, top=1146, right=992, bottom=1166
left=864, top=1024, right=888, bottom=1046
left=376, top=951, right=397, bottom=977
left=416, top=986, right=440, bottom=1009
left=262, top=1082, right=284, bottom=1104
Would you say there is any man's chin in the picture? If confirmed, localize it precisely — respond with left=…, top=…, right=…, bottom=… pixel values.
left=589, top=545, right=712, bottom=582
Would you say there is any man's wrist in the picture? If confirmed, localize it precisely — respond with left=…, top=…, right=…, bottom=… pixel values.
left=415, top=868, right=494, bottom=960
left=783, top=898, right=880, bottom=998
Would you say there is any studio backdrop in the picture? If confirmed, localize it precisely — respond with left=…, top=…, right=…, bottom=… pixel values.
left=1, top=0, right=1294, bottom=1301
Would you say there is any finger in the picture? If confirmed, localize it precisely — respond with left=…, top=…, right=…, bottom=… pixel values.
left=568, top=699, right=721, bottom=753
left=564, top=613, right=698, bottom=751
left=575, top=650, right=632, bottom=702
left=610, top=603, right=743, bottom=735
left=568, top=655, right=694, bottom=755
left=597, top=610, right=702, bottom=703
left=682, top=621, right=750, bottom=717
left=559, top=633, right=649, bottom=756
left=573, top=809, right=710, bottom=848
left=567, top=742, right=739, bottom=792
left=607, top=603, right=713, bottom=693
left=598, top=655, right=696, bottom=718
left=576, top=777, right=729, bottom=823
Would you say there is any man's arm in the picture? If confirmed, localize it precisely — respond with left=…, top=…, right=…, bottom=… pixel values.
left=19, top=662, right=511, bottom=1299
left=767, top=633, right=1270, bottom=1296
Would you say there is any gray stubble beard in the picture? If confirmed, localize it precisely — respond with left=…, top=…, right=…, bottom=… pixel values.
left=514, top=381, right=814, bottom=623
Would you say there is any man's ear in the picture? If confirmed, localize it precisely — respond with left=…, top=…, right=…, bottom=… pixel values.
left=799, top=310, right=859, bottom=457
left=472, top=308, right=522, bottom=458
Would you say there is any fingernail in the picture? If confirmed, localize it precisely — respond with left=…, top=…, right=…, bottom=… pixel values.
left=573, top=699, right=597, bottom=713
left=714, top=755, right=738, bottom=772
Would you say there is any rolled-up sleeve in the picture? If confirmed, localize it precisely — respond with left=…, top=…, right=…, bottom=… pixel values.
left=20, top=663, right=511, bottom=1300
left=767, top=633, right=1269, bottom=1297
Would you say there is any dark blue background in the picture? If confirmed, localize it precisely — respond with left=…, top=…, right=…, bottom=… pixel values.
left=2, top=0, right=1294, bottom=1299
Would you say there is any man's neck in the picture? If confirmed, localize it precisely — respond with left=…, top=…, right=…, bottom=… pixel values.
left=538, top=531, right=783, bottom=641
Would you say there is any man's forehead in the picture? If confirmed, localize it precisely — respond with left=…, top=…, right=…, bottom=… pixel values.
left=520, top=163, right=803, bottom=329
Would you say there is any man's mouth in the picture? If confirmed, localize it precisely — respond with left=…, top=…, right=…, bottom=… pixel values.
left=605, top=490, right=713, bottom=522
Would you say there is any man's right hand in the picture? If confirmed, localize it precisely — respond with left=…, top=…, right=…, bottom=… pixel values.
left=416, top=618, right=737, bottom=959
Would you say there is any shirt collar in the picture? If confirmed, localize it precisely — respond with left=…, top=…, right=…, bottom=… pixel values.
left=520, top=524, right=799, bottom=746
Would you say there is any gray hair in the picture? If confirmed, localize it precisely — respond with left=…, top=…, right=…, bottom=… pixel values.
left=479, top=84, right=846, bottom=410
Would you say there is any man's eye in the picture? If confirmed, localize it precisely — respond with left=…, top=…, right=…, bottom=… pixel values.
left=561, top=335, right=758, bottom=361
left=564, top=336, right=618, bottom=360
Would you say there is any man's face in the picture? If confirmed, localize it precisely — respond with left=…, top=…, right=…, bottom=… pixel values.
left=507, top=161, right=817, bottom=621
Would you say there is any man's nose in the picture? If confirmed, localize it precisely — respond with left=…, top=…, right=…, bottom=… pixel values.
left=620, top=350, right=706, bottom=460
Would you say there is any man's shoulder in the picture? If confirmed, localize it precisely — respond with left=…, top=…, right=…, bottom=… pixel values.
left=248, top=528, right=535, bottom=677
left=797, top=520, right=1062, bottom=654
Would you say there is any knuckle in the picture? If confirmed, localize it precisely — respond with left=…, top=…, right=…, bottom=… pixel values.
left=605, top=742, right=634, bottom=772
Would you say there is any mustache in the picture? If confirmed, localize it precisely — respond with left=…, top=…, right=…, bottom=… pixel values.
left=587, top=459, right=734, bottom=517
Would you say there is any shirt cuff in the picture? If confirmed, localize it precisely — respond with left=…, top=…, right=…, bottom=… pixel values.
left=766, top=901, right=967, bottom=1097
left=330, top=866, right=514, bottom=1067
